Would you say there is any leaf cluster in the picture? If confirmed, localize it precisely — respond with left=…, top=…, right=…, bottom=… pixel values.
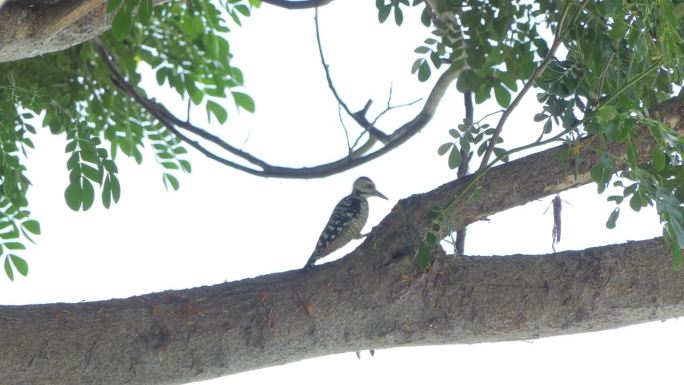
left=384, top=0, right=684, bottom=268
left=0, top=0, right=259, bottom=280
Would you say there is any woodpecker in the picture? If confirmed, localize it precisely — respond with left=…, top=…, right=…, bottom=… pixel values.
left=304, top=177, right=387, bottom=270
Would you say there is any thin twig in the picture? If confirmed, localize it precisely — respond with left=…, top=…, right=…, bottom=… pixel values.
left=370, top=98, right=423, bottom=127
left=455, top=91, right=473, bottom=256
left=338, top=105, right=352, bottom=157
left=314, top=8, right=390, bottom=145
left=478, top=0, right=582, bottom=169
left=96, top=37, right=462, bottom=178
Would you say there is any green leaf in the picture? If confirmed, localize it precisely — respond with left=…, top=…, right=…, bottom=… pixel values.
left=163, top=173, right=179, bottom=191
left=415, top=46, right=430, bottom=54
left=110, top=175, right=121, bottom=203
left=81, top=178, right=95, bottom=211
left=393, top=6, right=403, bottom=26
left=107, top=0, right=123, bottom=13
left=4, top=257, right=13, bottom=281
left=607, top=195, right=623, bottom=204
left=606, top=207, right=620, bottom=229
left=494, top=85, right=511, bottom=107
left=179, top=160, right=192, bottom=173
left=448, top=147, right=462, bottom=169
left=629, top=192, right=642, bottom=212
left=425, top=231, right=437, bottom=245
left=21, top=220, right=40, bottom=235
left=416, top=241, right=431, bottom=270
left=64, top=182, right=82, bottom=211
left=112, top=8, right=134, bottom=39
left=137, top=0, right=153, bottom=24
left=493, top=147, right=509, bottom=162
left=206, top=100, right=228, bottom=124
left=233, top=92, right=255, bottom=113
left=378, top=4, right=391, bottom=23
left=438, top=143, right=452, bottom=156
left=651, top=148, right=666, bottom=171
left=82, top=164, right=103, bottom=184
left=418, top=60, right=431, bottom=82
left=4, top=242, right=26, bottom=250
left=627, top=143, right=638, bottom=168
left=161, top=161, right=179, bottom=170
left=9, top=254, right=28, bottom=277
left=102, top=177, right=112, bottom=209
left=664, top=228, right=683, bottom=270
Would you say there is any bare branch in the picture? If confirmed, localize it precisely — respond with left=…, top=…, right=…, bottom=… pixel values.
left=97, top=40, right=462, bottom=178
left=337, top=104, right=352, bottom=157
left=369, top=84, right=423, bottom=128
left=314, top=8, right=390, bottom=147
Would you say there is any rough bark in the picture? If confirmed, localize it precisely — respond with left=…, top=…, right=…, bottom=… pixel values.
left=1, top=99, right=683, bottom=385
left=1, top=238, right=681, bottom=385
left=0, top=0, right=114, bottom=63
left=0, top=0, right=332, bottom=62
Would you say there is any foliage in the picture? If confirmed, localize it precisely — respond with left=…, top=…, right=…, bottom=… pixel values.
left=1, top=0, right=684, bottom=279
left=375, top=0, right=684, bottom=268
left=0, top=0, right=258, bottom=280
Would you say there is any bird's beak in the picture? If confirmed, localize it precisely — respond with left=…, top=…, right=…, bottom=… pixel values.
left=373, top=189, right=388, bottom=200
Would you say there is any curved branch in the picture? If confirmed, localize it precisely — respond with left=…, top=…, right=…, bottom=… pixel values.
left=262, top=0, right=333, bottom=9
left=97, top=42, right=461, bottom=178
left=314, top=8, right=390, bottom=151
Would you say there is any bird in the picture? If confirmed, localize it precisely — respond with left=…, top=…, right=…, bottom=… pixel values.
left=303, top=177, right=388, bottom=270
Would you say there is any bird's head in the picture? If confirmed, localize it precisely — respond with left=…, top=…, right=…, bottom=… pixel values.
left=353, top=177, right=388, bottom=200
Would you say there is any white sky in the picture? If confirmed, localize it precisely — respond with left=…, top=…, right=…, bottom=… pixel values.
left=1, top=1, right=682, bottom=384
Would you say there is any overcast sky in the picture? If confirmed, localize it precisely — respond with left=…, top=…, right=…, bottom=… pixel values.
left=1, top=2, right=681, bottom=385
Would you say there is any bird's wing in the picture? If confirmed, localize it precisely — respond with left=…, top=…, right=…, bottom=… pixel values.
left=311, top=195, right=363, bottom=258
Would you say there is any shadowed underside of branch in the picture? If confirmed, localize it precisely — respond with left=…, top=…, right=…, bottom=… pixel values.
left=1, top=98, right=684, bottom=385
left=0, top=0, right=330, bottom=63
left=0, top=238, right=680, bottom=385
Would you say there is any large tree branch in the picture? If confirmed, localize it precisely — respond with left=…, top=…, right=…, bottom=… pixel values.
left=2, top=99, right=684, bottom=384
left=1, top=237, right=681, bottom=385
left=0, top=0, right=333, bottom=63
left=0, top=0, right=112, bottom=63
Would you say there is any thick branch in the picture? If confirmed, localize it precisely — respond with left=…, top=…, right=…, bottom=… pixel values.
left=0, top=0, right=337, bottom=63
left=0, top=0, right=113, bottom=62
left=366, top=98, right=684, bottom=260
left=1, top=237, right=681, bottom=385
left=1, top=99, right=683, bottom=385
